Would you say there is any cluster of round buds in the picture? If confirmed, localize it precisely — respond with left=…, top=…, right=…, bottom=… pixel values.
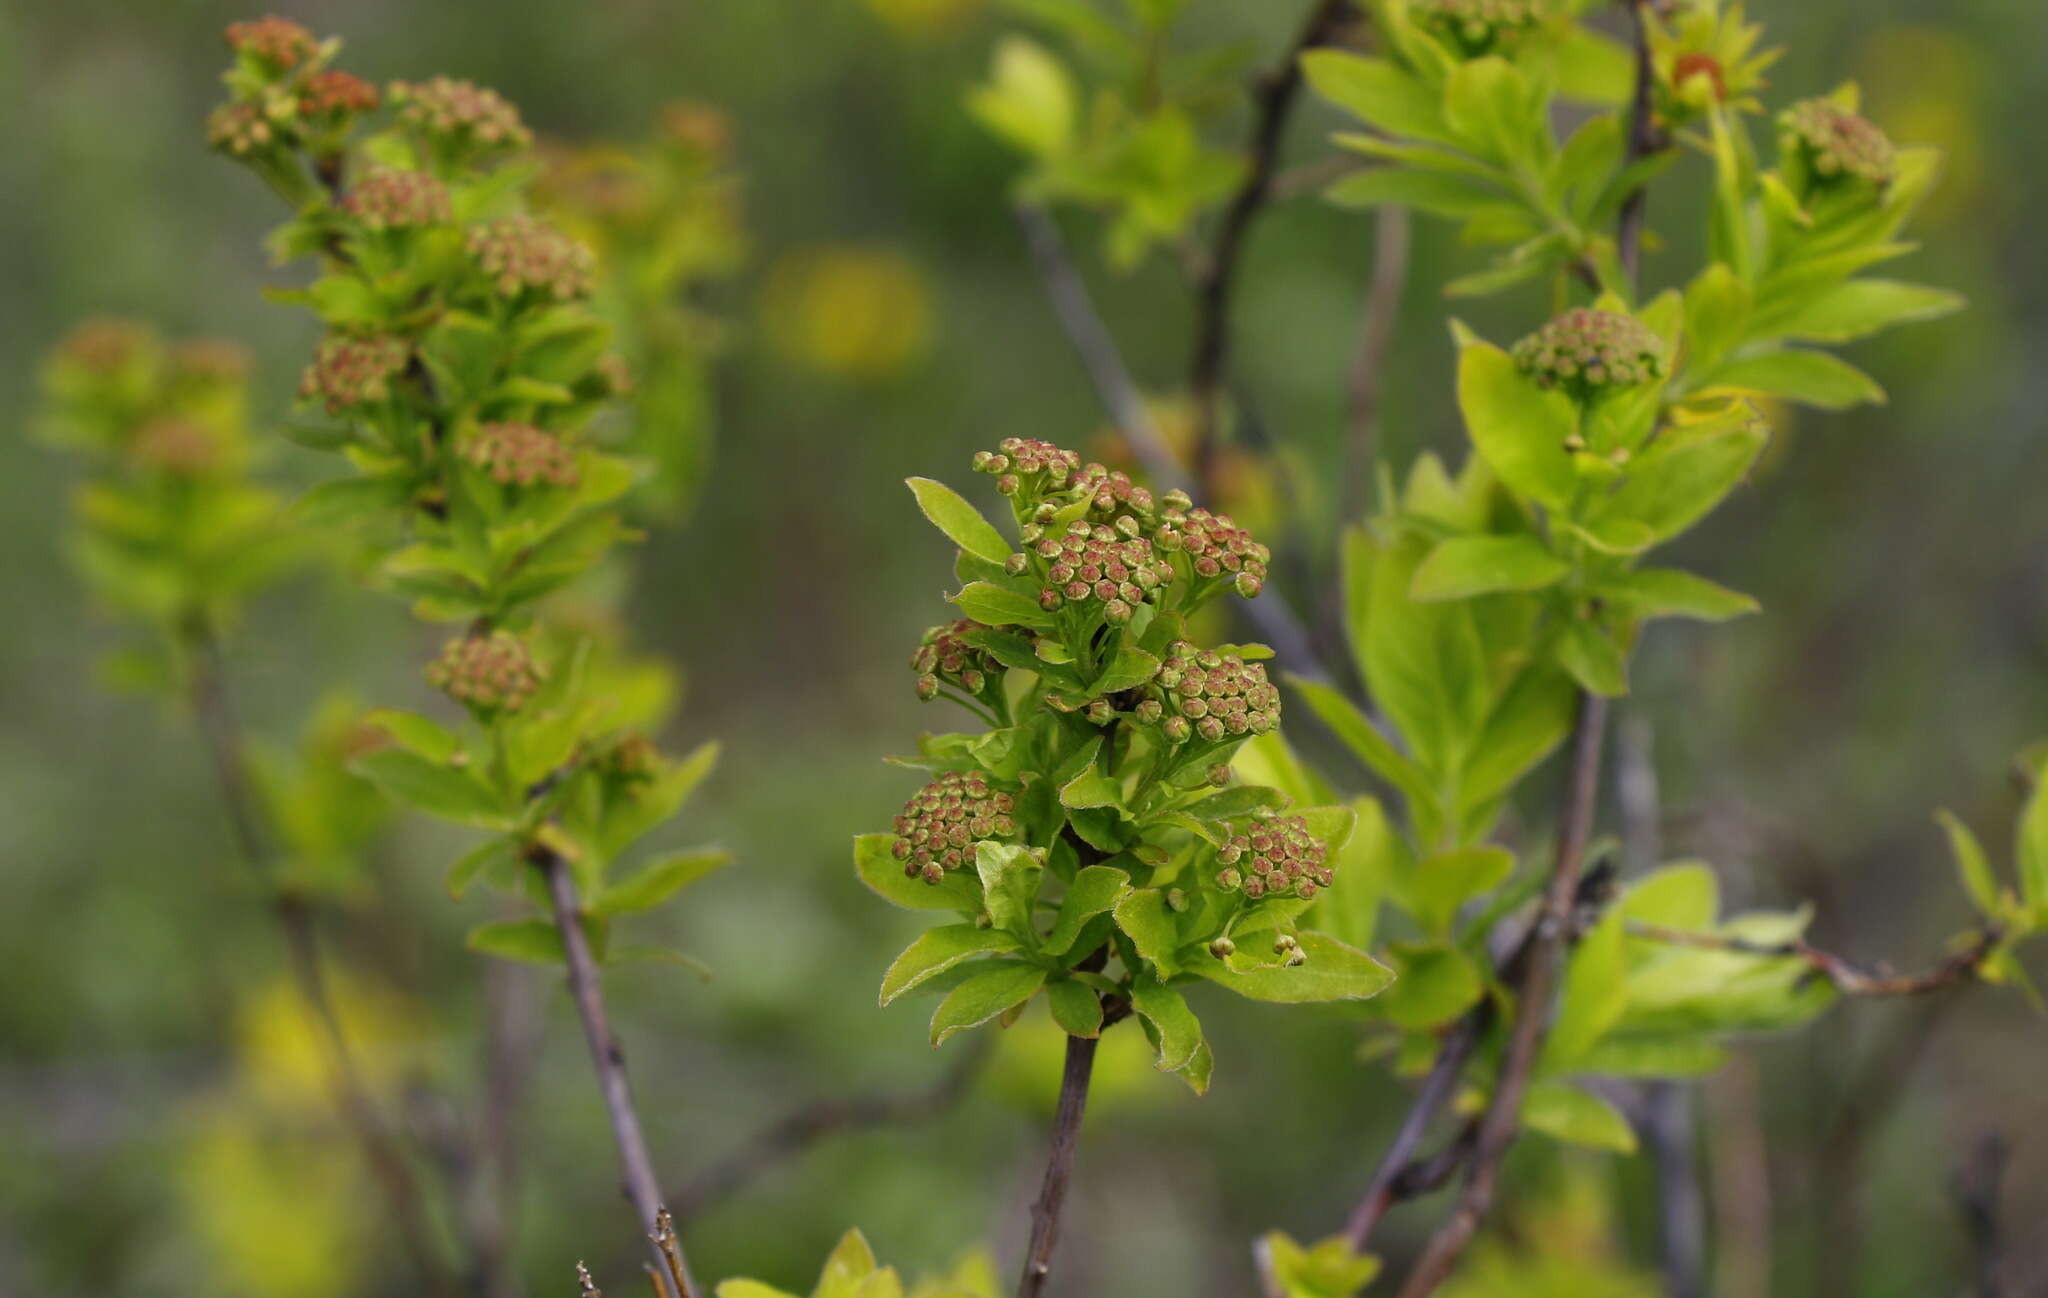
left=465, top=422, right=580, bottom=488
left=1413, top=0, right=1541, bottom=52
left=466, top=217, right=595, bottom=301
left=1511, top=308, right=1665, bottom=398
left=594, top=733, right=662, bottom=785
left=426, top=631, right=545, bottom=714
left=1029, top=518, right=1172, bottom=622
left=660, top=100, right=733, bottom=161
left=224, top=16, right=317, bottom=73
left=299, top=335, right=409, bottom=413
left=1212, top=814, right=1333, bottom=901
left=391, top=77, right=533, bottom=158
left=1778, top=98, right=1895, bottom=188
left=207, top=102, right=281, bottom=157
left=343, top=168, right=451, bottom=231
left=298, top=69, right=380, bottom=121
left=169, top=339, right=251, bottom=386
left=1153, top=493, right=1270, bottom=598
left=130, top=418, right=223, bottom=475
left=1148, top=643, right=1280, bottom=742
left=911, top=620, right=1004, bottom=700
left=973, top=438, right=1081, bottom=498
left=57, top=319, right=151, bottom=375
left=1070, top=463, right=1155, bottom=518
left=890, top=771, right=1017, bottom=883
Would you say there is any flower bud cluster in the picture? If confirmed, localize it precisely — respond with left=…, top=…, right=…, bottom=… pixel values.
left=207, top=101, right=281, bottom=157
left=130, top=418, right=225, bottom=475
left=1212, top=813, right=1333, bottom=901
left=298, top=69, right=379, bottom=121
left=911, top=619, right=1005, bottom=700
left=1026, top=518, right=1172, bottom=622
left=1778, top=98, right=1895, bottom=188
left=1152, top=493, right=1270, bottom=598
left=426, top=631, right=545, bottom=714
left=595, top=733, right=662, bottom=785
left=890, top=771, right=1018, bottom=883
left=466, top=422, right=580, bottom=488
left=392, top=76, right=533, bottom=159
left=1070, top=463, right=1155, bottom=518
left=973, top=437, right=1082, bottom=500
left=1512, top=308, right=1665, bottom=398
left=1138, top=642, right=1280, bottom=743
left=466, top=216, right=596, bottom=300
left=1413, top=0, right=1540, bottom=53
left=299, top=335, right=410, bottom=413
left=224, top=16, right=317, bottom=72
left=343, top=168, right=450, bottom=230
left=56, top=319, right=152, bottom=376
left=170, top=340, right=253, bottom=387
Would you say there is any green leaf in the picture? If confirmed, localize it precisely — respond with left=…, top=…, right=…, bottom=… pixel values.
left=1355, top=533, right=1490, bottom=782
left=907, top=477, right=1012, bottom=565
left=1543, top=906, right=1627, bottom=1071
left=1058, top=765, right=1122, bottom=809
left=967, top=36, right=1075, bottom=158
left=1457, top=342, right=1579, bottom=513
left=1621, top=862, right=1720, bottom=931
left=351, top=748, right=515, bottom=830
left=853, top=833, right=981, bottom=912
left=1191, top=932, right=1393, bottom=1003
left=975, top=841, right=1041, bottom=932
left=364, top=707, right=462, bottom=763
left=1555, top=619, right=1627, bottom=696
left=1112, top=888, right=1181, bottom=977
left=1410, top=534, right=1568, bottom=601
left=1130, top=976, right=1205, bottom=1073
left=1598, top=568, right=1759, bottom=622
left=1090, top=647, right=1160, bottom=695
left=1324, top=168, right=1501, bottom=219
left=1699, top=349, right=1885, bottom=409
left=591, top=849, right=734, bottom=917
left=446, top=837, right=519, bottom=900
left=1683, top=262, right=1752, bottom=376
left=952, top=581, right=1051, bottom=629
left=880, top=924, right=1024, bottom=1005
left=1754, top=279, right=1964, bottom=345
left=2018, top=762, right=2048, bottom=915
left=1442, top=57, right=1531, bottom=166
left=1519, top=1080, right=1638, bottom=1153
left=1258, top=1231, right=1382, bottom=1298
left=1377, top=942, right=1484, bottom=1030
left=929, top=961, right=1046, bottom=1045
left=1580, top=420, right=1768, bottom=554
left=1042, top=865, right=1131, bottom=957
left=1935, top=810, right=1999, bottom=917
left=598, top=741, right=719, bottom=860
left=1181, top=785, right=1287, bottom=820
left=1301, top=51, right=1453, bottom=147
left=1406, top=847, right=1513, bottom=936
left=466, top=919, right=566, bottom=964
left=1289, top=676, right=1435, bottom=811
left=1046, top=979, right=1104, bottom=1037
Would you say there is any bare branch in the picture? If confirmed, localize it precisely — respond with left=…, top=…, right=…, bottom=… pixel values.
left=1340, top=1020, right=1479, bottom=1250
left=539, top=849, right=696, bottom=1298
left=1017, top=1028, right=1102, bottom=1298
left=1189, top=0, right=1356, bottom=486
left=1617, top=0, right=1663, bottom=289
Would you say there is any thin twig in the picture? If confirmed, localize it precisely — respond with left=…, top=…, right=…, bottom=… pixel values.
left=187, top=623, right=456, bottom=1295
left=539, top=849, right=695, bottom=1298
left=1953, top=1133, right=2011, bottom=1298
left=1012, top=200, right=1334, bottom=684
left=1623, top=921, right=2003, bottom=996
left=1616, top=0, right=1660, bottom=287
left=1189, top=0, right=1355, bottom=489
left=1393, top=693, right=1611, bottom=1298
left=468, top=957, right=543, bottom=1298
left=1340, top=1021, right=1479, bottom=1250
left=1017, top=1023, right=1107, bottom=1298
left=668, top=1035, right=991, bottom=1220
left=1341, top=205, right=1410, bottom=522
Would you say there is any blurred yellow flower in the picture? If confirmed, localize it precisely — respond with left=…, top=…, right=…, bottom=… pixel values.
left=178, top=1104, right=370, bottom=1298
left=762, top=245, right=934, bottom=381
left=236, top=972, right=423, bottom=1113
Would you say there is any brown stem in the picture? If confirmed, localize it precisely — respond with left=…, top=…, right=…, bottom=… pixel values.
left=187, top=625, right=456, bottom=1295
left=1016, top=1028, right=1101, bottom=1298
left=1189, top=0, right=1355, bottom=490
left=1340, top=1019, right=1479, bottom=1249
left=1393, top=692, right=1610, bottom=1298
left=1623, top=921, right=2003, bottom=996
left=467, top=956, right=543, bottom=1298
left=669, top=1034, right=991, bottom=1220
left=1616, top=0, right=1659, bottom=290
left=539, top=849, right=695, bottom=1298
left=1013, top=199, right=1336, bottom=685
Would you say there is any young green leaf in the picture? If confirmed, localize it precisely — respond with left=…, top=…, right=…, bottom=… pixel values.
left=1288, top=676, right=1436, bottom=812
left=2017, top=762, right=2048, bottom=918
left=1058, top=765, right=1122, bottom=810
left=906, top=477, right=1012, bottom=565
left=1697, top=349, right=1884, bottom=409
left=1751, top=279, right=1963, bottom=345
left=1405, top=846, right=1514, bottom=936
left=1456, top=342, right=1580, bottom=513
left=1090, top=647, right=1161, bottom=695
left=1543, top=906, right=1628, bottom=1072
left=1555, top=619, right=1629, bottom=697
left=590, top=849, right=734, bottom=917
left=446, top=836, right=519, bottom=900
left=853, top=833, right=981, bottom=912
left=1518, top=1080, right=1638, bottom=1154
left=929, top=961, right=1047, bottom=1045
left=1041, top=865, right=1131, bottom=957
left=952, top=581, right=1052, bottom=629
left=880, top=924, right=1023, bottom=1005
left=1934, top=810, right=1999, bottom=917
left=1376, top=942, right=1484, bottom=1031
left=1301, top=51, right=1454, bottom=147
left=1410, top=534, right=1569, bottom=601
left=1579, top=421, right=1768, bottom=555
left=1129, top=976, right=1204, bottom=1073
left=466, top=918, right=568, bottom=964
left=1191, top=932, right=1393, bottom=1003
left=1112, top=888, right=1182, bottom=977
left=1258, top=1230, right=1382, bottom=1298
left=1046, top=979, right=1104, bottom=1037
left=351, top=748, right=516, bottom=830
left=1598, top=568, right=1760, bottom=622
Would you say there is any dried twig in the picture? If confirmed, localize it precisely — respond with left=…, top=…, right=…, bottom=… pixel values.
left=1189, top=0, right=1356, bottom=488
left=669, top=1035, right=991, bottom=1220
left=539, top=849, right=695, bottom=1298
left=187, top=623, right=456, bottom=1295
left=1016, top=1029, right=1102, bottom=1298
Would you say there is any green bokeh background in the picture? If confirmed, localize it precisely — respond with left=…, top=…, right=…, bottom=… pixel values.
left=2, top=2, right=2044, bottom=1296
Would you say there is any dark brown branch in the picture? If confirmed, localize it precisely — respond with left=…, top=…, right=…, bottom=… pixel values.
left=1340, top=1020, right=1479, bottom=1249
left=1394, top=692, right=1611, bottom=1298
left=1189, top=0, right=1355, bottom=490
left=668, top=1034, right=991, bottom=1220
left=1012, top=200, right=1336, bottom=685
left=187, top=624, right=456, bottom=1295
left=539, top=849, right=696, bottom=1298
left=1616, top=0, right=1660, bottom=289
left=1016, top=1027, right=1102, bottom=1298
left=1624, top=921, right=2003, bottom=997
